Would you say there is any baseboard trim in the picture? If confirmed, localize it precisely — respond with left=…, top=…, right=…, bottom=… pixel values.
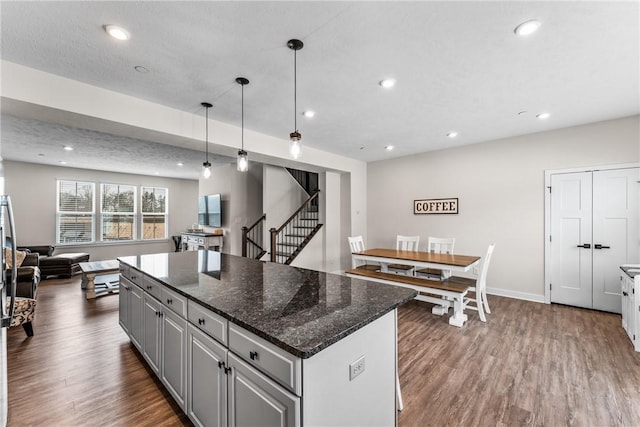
left=486, top=287, right=545, bottom=304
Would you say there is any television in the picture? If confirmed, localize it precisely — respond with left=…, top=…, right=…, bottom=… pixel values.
left=198, top=194, right=222, bottom=227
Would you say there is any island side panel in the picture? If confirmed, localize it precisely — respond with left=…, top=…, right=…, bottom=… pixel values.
left=302, top=309, right=397, bottom=426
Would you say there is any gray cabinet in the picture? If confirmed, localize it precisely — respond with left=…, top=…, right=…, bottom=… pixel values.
left=129, top=283, right=144, bottom=351
left=227, top=353, right=299, bottom=427
left=161, top=308, right=187, bottom=410
left=143, top=293, right=162, bottom=374
left=621, top=272, right=639, bottom=352
left=187, top=324, right=228, bottom=427
left=118, top=278, right=130, bottom=334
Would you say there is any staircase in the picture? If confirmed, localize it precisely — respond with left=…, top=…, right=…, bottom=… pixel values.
left=241, top=214, right=267, bottom=260
left=270, top=190, right=322, bottom=265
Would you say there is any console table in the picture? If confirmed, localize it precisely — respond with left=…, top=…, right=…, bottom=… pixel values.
left=181, top=231, right=223, bottom=251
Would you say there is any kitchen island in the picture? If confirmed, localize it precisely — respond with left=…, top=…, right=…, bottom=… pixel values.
left=118, top=250, right=416, bottom=427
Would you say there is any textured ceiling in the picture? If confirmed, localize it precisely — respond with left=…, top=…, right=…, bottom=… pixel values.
left=1, top=1, right=638, bottom=178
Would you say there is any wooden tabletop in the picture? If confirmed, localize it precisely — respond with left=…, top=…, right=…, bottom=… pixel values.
left=353, top=248, right=480, bottom=267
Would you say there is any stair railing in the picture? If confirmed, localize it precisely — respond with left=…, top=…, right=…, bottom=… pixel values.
left=241, top=213, right=267, bottom=259
left=270, top=190, right=321, bottom=265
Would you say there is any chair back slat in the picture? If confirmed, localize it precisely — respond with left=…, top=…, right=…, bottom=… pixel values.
left=396, top=235, right=420, bottom=251
left=476, top=243, right=496, bottom=292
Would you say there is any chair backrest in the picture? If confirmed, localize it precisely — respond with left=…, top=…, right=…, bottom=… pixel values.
left=348, top=235, right=366, bottom=253
left=427, top=236, right=455, bottom=255
left=476, top=243, right=496, bottom=292
left=396, top=235, right=420, bottom=251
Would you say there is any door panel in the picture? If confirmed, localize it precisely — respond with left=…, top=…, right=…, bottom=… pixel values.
left=550, top=172, right=592, bottom=308
left=592, top=168, right=639, bottom=312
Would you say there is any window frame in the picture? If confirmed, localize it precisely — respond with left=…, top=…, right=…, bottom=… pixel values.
left=100, top=182, right=137, bottom=242
left=56, top=180, right=96, bottom=245
left=140, top=186, right=168, bottom=241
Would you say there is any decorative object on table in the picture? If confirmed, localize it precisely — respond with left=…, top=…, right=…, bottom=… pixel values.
left=287, top=38, right=304, bottom=159
left=235, top=77, right=250, bottom=172
left=413, top=198, right=459, bottom=214
left=201, top=101, right=213, bottom=179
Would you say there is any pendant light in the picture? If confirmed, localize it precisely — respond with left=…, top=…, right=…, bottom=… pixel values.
left=287, top=39, right=303, bottom=159
left=201, top=102, right=212, bottom=179
left=236, top=77, right=249, bottom=172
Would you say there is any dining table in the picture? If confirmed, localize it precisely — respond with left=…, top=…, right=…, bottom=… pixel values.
left=349, top=248, right=481, bottom=326
left=351, top=248, right=480, bottom=274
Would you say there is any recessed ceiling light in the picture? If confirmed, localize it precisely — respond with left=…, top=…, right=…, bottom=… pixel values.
left=177, top=162, right=184, bottom=167
left=385, top=145, right=394, bottom=151
left=63, top=146, right=74, bottom=151
left=59, top=161, right=67, bottom=165
left=517, top=111, right=527, bottom=116
left=104, top=24, right=130, bottom=41
left=447, top=132, right=458, bottom=138
left=134, top=65, right=149, bottom=73
left=155, top=172, right=160, bottom=175
left=514, top=20, right=541, bottom=36
left=379, top=78, right=396, bottom=89
left=536, top=112, right=551, bottom=119
left=303, top=110, right=315, bottom=118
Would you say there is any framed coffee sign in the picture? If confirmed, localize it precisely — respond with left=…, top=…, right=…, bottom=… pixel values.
left=414, top=198, right=458, bottom=214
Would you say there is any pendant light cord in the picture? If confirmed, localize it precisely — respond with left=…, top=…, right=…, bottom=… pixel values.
left=241, top=84, right=244, bottom=151
left=294, top=49, right=297, bottom=132
left=205, top=105, right=209, bottom=162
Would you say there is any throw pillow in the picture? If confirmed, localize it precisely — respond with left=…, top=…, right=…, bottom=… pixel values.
left=4, top=248, right=26, bottom=269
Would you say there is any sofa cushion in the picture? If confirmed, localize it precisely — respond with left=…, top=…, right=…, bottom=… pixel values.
left=4, top=248, right=26, bottom=269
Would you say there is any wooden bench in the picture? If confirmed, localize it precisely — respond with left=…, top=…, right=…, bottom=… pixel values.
left=345, top=268, right=474, bottom=327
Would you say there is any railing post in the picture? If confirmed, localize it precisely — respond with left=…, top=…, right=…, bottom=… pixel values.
left=269, top=227, right=277, bottom=262
left=241, top=226, right=248, bottom=257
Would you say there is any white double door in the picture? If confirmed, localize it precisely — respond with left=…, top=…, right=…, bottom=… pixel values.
left=549, top=167, right=639, bottom=313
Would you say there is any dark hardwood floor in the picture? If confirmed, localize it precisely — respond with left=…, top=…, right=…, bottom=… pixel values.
left=6, top=277, right=640, bottom=426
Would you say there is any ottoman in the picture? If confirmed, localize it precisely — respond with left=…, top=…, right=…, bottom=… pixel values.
left=39, top=252, right=90, bottom=278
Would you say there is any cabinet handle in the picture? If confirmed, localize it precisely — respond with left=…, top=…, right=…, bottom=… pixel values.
left=224, top=366, right=232, bottom=375
left=594, top=244, right=610, bottom=249
left=198, top=318, right=205, bottom=325
left=147, top=285, right=152, bottom=290
left=576, top=244, right=591, bottom=249
left=218, top=361, right=225, bottom=369
left=249, top=351, right=258, bottom=360
left=131, top=275, right=137, bottom=280
left=167, top=299, right=173, bottom=304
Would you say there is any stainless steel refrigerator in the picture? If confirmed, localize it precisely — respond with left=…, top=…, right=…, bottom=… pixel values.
left=1, top=160, right=18, bottom=427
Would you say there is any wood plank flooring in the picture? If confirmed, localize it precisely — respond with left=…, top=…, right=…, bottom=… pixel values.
left=6, top=277, right=640, bottom=426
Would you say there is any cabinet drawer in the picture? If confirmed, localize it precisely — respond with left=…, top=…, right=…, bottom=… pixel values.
left=119, top=263, right=129, bottom=279
left=161, top=286, right=187, bottom=317
left=228, top=323, right=301, bottom=395
left=188, top=301, right=228, bottom=345
left=121, top=265, right=144, bottom=287
left=142, top=275, right=162, bottom=300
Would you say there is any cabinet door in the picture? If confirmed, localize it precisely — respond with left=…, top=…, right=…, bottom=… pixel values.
left=161, top=308, right=187, bottom=410
left=227, top=353, right=299, bottom=427
left=187, top=324, right=227, bottom=427
left=621, top=275, right=629, bottom=333
left=129, top=284, right=144, bottom=351
left=118, top=277, right=131, bottom=334
left=143, top=294, right=162, bottom=375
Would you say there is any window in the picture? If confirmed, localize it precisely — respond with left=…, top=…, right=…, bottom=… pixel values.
left=101, top=183, right=136, bottom=241
left=57, top=180, right=95, bottom=244
left=141, top=187, right=168, bottom=240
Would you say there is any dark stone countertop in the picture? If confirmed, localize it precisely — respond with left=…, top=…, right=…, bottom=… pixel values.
left=118, top=251, right=417, bottom=359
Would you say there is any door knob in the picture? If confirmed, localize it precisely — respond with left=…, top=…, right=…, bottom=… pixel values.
left=576, top=244, right=591, bottom=249
left=594, top=244, right=610, bottom=249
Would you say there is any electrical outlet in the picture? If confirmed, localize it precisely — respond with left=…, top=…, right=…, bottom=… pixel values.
left=349, top=355, right=365, bottom=381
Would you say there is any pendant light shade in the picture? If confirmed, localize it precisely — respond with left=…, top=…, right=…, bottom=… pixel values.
left=236, top=77, right=249, bottom=172
left=287, top=39, right=303, bottom=159
left=201, top=102, right=212, bottom=179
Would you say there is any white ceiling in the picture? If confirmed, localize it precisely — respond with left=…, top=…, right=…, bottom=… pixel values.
left=1, top=1, right=638, bottom=179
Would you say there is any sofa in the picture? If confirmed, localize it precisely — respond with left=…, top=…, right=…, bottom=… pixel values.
left=4, top=239, right=47, bottom=299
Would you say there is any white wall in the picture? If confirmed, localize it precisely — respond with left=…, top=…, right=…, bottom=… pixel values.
left=367, top=116, right=640, bottom=301
left=4, top=160, right=198, bottom=261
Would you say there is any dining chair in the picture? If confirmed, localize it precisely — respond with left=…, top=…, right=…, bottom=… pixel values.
left=462, top=243, right=495, bottom=322
left=347, top=235, right=379, bottom=271
left=416, top=236, right=455, bottom=280
left=388, top=235, right=420, bottom=275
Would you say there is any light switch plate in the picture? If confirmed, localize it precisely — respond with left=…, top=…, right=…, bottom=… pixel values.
left=349, top=355, right=365, bottom=381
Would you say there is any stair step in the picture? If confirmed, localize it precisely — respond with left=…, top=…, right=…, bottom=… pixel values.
left=277, top=243, right=298, bottom=247
left=284, top=234, right=307, bottom=238
left=299, top=217, right=318, bottom=221
left=275, top=251, right=292, bottom=257
left=293, top=226, right=316, bottom=229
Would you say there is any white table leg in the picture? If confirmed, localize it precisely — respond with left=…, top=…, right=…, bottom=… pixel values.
left=448, top=295, right=468, bottom=327
left=85, top=273, right=96, bottom=300
left=432, top=305, right=448, bottom=316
